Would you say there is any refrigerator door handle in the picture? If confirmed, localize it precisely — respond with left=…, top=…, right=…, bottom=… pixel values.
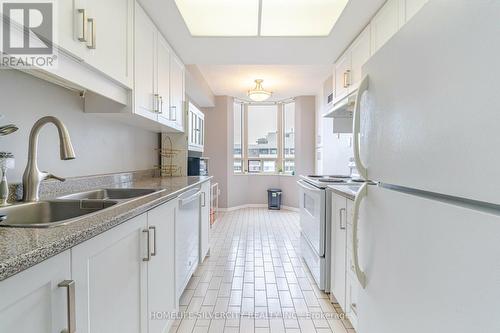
left=353, top=182, right=368, bottom=289
left=353, top=75, right=369, bottom=180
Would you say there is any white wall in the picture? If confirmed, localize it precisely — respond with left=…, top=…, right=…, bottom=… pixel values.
left=204, top=95, right=315, bottom=209
left=0, top=71, right=158, bottom=182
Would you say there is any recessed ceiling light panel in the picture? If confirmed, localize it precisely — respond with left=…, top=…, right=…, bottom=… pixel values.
left=260, top=0, right=349, bottom=36
left=174, top=0, right=259, bottom=36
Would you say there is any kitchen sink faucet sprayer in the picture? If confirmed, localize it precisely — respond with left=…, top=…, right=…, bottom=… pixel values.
left=22, top=116, right=76, bottom=202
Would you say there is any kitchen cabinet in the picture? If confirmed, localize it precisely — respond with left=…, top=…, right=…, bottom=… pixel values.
left=188, top=102, right=205, bottom=152
left=169, top=54, right=186, bottom=132
left=72, top=213, right=148, bottom=333
left=134, top=3, right=185, bottom=132
left=0, top=251, right=71, bottom=333
left=345, top=199, right=359, bottom=330
left=370, top=0, right=405, bottom=55
left=200, top=180, right=211, bottom=263
left=330, top=193, right=348, bottom=311
left=334, top=52, right=351, bottom=101
left=134, top=2, right=158, bottom=121
left=333, top=25, right=371, bottom=104
left=83, top=0, right=134, bottom=87
left=147, top=199, right=177, bottom=333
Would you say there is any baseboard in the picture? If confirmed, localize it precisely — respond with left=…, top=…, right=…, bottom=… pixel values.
left=217, top=204, right=299, bottom=212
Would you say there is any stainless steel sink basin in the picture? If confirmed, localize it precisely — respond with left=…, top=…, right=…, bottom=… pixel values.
left=58, top=188, right=158, bottom=200
left=0, top=200, right=117, bottom=228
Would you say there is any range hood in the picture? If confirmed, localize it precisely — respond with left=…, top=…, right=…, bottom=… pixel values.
left=323, top=92, right=356, bottom=119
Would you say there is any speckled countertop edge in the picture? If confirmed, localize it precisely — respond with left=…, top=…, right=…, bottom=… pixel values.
left=0, top=174, right=212, bottom=281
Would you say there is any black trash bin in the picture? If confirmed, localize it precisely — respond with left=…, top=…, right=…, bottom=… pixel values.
left=267, top=188, right=282, bottom=210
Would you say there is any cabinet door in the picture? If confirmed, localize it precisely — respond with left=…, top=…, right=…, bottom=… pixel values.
left=330, top=193, right=347, bottom=311
left=334, top=53, right=351, bottom=101
left=157, top=35, right=173, bottom=127
left=404, top=0, right=428, bottom=22
left=0, top=251, right=71, bottom=333
left=345, top=199, right=359, bottom=330
left=200, top=181, right=211, bottom=262
left=170, top=55, right=185, bottom=132
left=85, top=0, right=133, bottom=87
left=134, top=3, right=157, bottom=121
left=350, top=25, right=371, bottom=88
left=147, top=200, right=176, bottom=333
left=72, top=215, right=148, bottom=333
left=370, top=0, right=402, bottom=55
left=57, top=0, right=87, bottom=59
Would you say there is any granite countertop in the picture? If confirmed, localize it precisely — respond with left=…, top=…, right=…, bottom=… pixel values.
left=327, top=183, right=362, bottom=201
left=0, top=173, right=212, bottom=281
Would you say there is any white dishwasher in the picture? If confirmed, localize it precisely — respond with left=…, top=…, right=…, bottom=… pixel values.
left=175, top=187, right=201, bottom=299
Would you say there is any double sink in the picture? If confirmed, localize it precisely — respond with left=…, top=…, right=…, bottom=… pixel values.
left=0, top=188, right=160, bottom=228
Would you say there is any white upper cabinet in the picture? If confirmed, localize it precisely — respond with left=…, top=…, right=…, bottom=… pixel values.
left=157, top=35, right=172, bottom=126
left=134, top=2, right=158, bottom=121
left=170, top=54, right=186, bottom=131
left=57, top=0, right=87, bottom=59
left=188, top=102, right=205, bottom=152
left=84, top=0, right=134, bottom=87
left=134, top=3, right=185, bottom=132
left=334, top=52, right=351, bottom=101
left=350, top=26, right=371, bottom=88
left=370, top=0, right=404, bottom=55
left=0, top=251, right=71, bottom=333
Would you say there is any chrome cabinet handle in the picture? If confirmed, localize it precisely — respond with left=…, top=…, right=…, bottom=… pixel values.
left=353, top=75, right=369, bottom=180
left=339, top=208, right=346, bottom=230
left=159, top=96, right=163, bottom=114
left=58, top=280, right=76, bottom=333
left=201, top=192, right=206, bottom=207
left=170, top=106, right=177, bottom=121
left=153, top=94, right=160, bottom=113
left=343, top=70, right=351, bottom=88
left=87, top=18, right=96, bottom=49
left=352, top=182, right=368, bottom=288
left=77, top=9, right=88, bottom=42
left=149, top=226, right=157, bottom=257
left=142, top=229, right=151, bottom=261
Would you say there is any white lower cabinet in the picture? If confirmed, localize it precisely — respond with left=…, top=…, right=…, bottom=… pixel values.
left=0, top=251, right=71, bottom=333
left=147, top=199, right=177, bottom=333
left=72, top=214, right=149, bottom=333
left=330, top=192, right=359, bottom=330
left=330, top=193, right=348, bottom=310
left=200, top=180, right=211, bottom=263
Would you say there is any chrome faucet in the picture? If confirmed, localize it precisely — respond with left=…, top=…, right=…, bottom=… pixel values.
left=22, top=116, right=76, bottom=202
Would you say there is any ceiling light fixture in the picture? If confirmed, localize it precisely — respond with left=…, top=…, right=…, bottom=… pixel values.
left=247, top=79, right=272, bottom=102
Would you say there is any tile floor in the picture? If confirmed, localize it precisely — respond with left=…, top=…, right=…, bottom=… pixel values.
left=170, top=208, right=355, bottom=333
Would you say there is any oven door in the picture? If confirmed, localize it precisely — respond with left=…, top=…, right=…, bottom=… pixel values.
left=297, top=180, right=326, bottom=256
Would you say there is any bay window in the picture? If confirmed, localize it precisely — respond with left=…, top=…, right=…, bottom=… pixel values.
left=233, top=100, right=295, bottom=175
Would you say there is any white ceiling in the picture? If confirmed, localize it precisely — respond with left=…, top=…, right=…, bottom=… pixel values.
left=137, top=0, right=385, bottom=100
left=197, top=65, right=332, bottom=101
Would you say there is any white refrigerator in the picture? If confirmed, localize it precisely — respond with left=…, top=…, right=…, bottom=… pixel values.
left=351, top=1, right=500, bottom=332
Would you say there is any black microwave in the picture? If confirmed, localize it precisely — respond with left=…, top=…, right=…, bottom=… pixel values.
left=188, top=157, right=209, bottom=176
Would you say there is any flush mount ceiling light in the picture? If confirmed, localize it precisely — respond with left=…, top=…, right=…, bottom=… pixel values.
left=248, top=79, right=272, bottom=102
left=174, top=0, right=350, bottom=37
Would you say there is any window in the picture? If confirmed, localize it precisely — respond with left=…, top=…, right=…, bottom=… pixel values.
left=233, top=101, right=295, bottom=174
